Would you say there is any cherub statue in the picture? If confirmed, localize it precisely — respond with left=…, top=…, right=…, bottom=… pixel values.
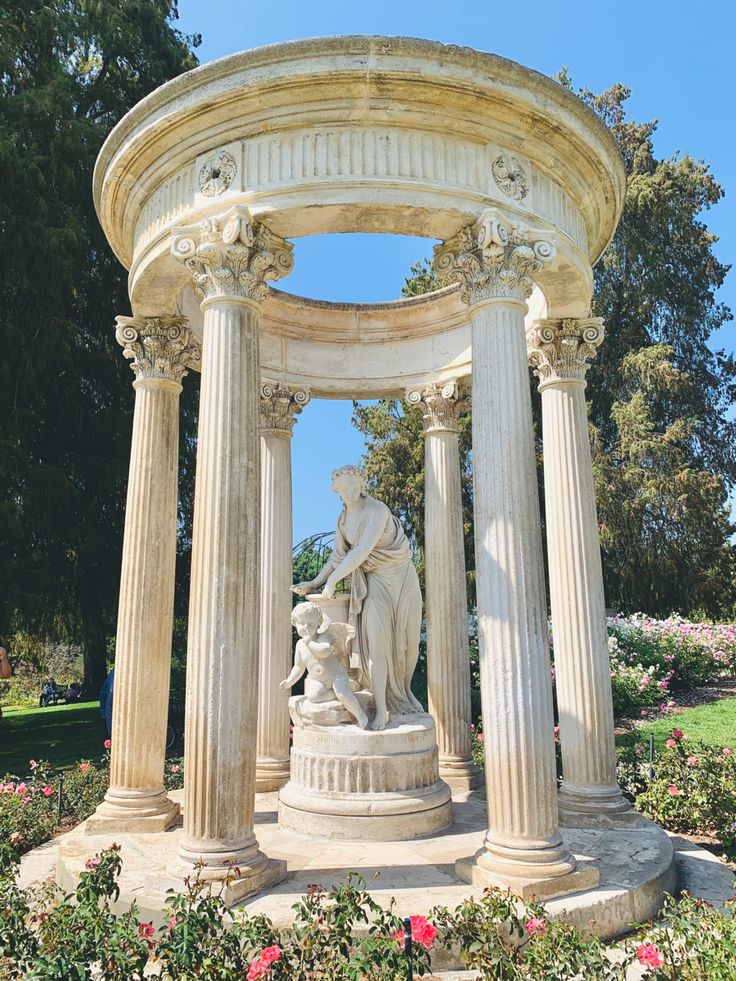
left=281, top=602, right=369, bottom=729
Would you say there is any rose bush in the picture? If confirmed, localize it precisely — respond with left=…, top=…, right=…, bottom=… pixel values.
left=0, top=746, right=184, bottom=856
left=4, top=847, right=735, bottom=980
left=620, top=729, right=736, bottom=860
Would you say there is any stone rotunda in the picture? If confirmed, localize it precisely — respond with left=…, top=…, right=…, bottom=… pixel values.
left=58, top=36, right=677, bottom=938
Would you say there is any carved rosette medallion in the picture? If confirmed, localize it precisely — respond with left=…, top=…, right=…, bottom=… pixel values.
left=527, top=318, right=605, bottom=388
left=171, top=206, right=294, bottom=304
left=491, top=153, right=529, bottom=201
left=115, top=316, right=200, bottom=384
left=406, top=381, right=469, bottom=434
left=433, top=208, right=556, bottom=306
left=198, top=149, right=237, bottom=197
left=260, top=383, right=310, bottom=434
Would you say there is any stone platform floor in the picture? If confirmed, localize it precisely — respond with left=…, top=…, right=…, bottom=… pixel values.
left=19, top=790, right=735, bottom=970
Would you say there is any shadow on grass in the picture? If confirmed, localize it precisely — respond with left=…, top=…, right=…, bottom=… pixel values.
left=0, top=701, right=105, bottom=775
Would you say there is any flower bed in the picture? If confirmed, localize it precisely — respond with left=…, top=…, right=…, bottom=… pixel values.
left=606, top=614, right=736, bottom=717
left=2, top=844, right=734, bottom=979
left=618, top=728, right=736, bottom=860
left=0, top=745, right=184, bottom=857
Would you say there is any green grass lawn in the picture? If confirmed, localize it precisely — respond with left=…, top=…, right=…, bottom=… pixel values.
left=0, top=701, right=106, bottom=776
left=617, top=696, right=736, bottom=753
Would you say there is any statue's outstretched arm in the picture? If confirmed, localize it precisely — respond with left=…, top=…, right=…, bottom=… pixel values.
left=328, top=508, right=385, bottom=585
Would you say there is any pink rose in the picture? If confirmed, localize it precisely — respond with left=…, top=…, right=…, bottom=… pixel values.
left=247, top=960, right=268, bottom=981
left=104, top=739, right=111, bottom=749
left=671, top=729, right=684, bottom=739
left=637, top=943, right=665, bottom=968
left=723, top=747, right=733, bottom=756
left=79, top=762, right=90, bottom=773
left=665, top=739, right=677, bottom=748
left=477, top=733, right=484, bottom=742
left=686, top=756, right=699, bottom=767
left=170, top=764, right=180, bottom=773
left=260, top=946, right=281, bottom=966
left=85, top=856, right=101, bottom=869
left=42, top=786, right=53, bottom=796
left=139, top=922, right=155, bottom=940
left=667, top=785, right=680, bottom=797
left=525, top=917, right=547, bottom=936
left=393, top=915, right=438, bottom=950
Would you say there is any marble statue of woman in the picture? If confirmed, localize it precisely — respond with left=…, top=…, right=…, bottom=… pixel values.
left=293, top=465, right=424, bottom=730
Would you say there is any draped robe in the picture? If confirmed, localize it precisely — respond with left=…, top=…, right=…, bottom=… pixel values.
left=330, top=499, right=424, bottom=717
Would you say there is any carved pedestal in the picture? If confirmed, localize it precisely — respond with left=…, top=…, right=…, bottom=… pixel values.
left=278, top=715, right=452, bottom=840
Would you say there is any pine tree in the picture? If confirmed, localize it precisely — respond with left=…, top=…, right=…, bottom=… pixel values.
left=0, top=1, right=200, bottom=689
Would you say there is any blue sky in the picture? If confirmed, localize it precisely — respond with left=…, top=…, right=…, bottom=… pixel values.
left=176, top=0, right=736, bottom=543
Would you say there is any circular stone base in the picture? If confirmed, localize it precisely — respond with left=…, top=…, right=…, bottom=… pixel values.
left=40, top=790, right=700, bottom=969
left=278, top=712, right=452, bottom=840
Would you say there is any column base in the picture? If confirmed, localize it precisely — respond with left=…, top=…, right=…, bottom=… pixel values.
left=159, top=852, right=287, bottom=905
left=439, top=757, right=484, bottom=795
left=456, top=851, right=600, bottom=901
left=558, top=782, right=638, bottom=828
left=456, top=830, right=599, bottom=900
left=86, top=789, right=179, bottom=834
left=256, top=756, right=291, bottom=793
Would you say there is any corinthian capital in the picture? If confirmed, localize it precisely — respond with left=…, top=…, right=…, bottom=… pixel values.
left=527, top=318, right=605, bottom=388
left=115, top=316, right=200, bottom=384
left=171, top=206, right=294, bottom=304
left=433, top=208, right=556, bottom=306
left=260, top=383, right=310, bottom=434
left=406, top=381, right=469, bottom=434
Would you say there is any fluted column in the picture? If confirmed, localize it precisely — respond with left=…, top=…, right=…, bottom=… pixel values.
left=257, top=383, right=309, bottom=792
left=406, top=382, right=481, bottom=794
left=434, top=209, right=597, bottom=898
left=171, top=207, right=293, bottom=896
left=88, top=316, right=199, bottom=833
left=528, top=319, right=631, bottom=824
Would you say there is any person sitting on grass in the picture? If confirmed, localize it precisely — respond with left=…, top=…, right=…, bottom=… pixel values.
left=281, top=602, right=368, bottom=729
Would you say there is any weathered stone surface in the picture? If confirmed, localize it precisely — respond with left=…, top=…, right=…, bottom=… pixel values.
left=528, top=318, right=630, bottom=822
left=407, top=383, right=481, bottom=794
left=45, top=792, right=696, bottom=964
left=278, top=714, right=452, bottom=840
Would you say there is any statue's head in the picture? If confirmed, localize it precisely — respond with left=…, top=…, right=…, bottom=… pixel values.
left=331, top=464, right=367, bottom=505
left=291, top=602, right=323, bottom=635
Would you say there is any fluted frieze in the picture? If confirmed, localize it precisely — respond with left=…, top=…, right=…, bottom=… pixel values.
left=171, top=205, right=293, bottom=304
left=406, top=381, right=468, bottom=434
left=527, top=318, right=604, bottom=389
left=260, top=383, right=310, bottom=435
left=115, top=316, right=199, bottom=383
left=433, top=207, right=556, bottom=306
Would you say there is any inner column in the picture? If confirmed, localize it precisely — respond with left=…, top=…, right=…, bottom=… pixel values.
left=257, top=383, right=310, bottom=791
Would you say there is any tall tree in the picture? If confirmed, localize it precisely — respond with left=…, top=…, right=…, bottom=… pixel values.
left=355, top=83, right=735, bottom=618
left=0, top=1, right=200, bottom=689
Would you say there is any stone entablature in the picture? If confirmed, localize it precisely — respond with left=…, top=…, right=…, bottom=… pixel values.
left=133, top=130, right=587, bottom=262
left=95, top=37, right=624, bottom=320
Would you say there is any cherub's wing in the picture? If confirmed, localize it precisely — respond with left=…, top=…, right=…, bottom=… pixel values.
left=322, top=620, right=355, bottom=669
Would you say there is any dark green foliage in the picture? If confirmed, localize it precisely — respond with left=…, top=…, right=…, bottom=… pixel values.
left=356, top=80, right=735, bottom=619
left=0, top=1, right=200, bottom=689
